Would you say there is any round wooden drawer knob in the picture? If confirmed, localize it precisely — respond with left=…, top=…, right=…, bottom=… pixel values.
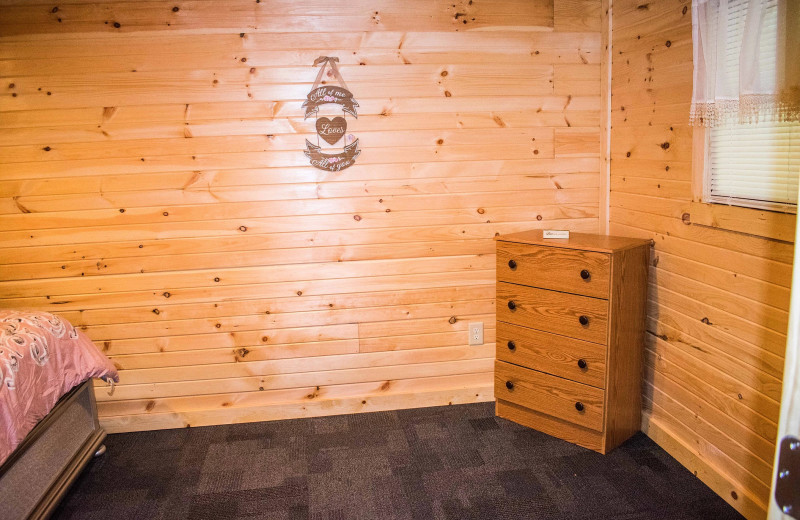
left=579, top=315, right=589, bottom=326
left=506, top=381, right=514, bottom=390
left=508, top=259, right=517, bottom=270
left=575, top=401, right=584, bottom=412
left=508, top=300, right=517, bottom=310
left=580, top=269, right=591, bottom=280
left=507, top=340, right=516, bottom=351
left=577, top=359, right=588, bottom=369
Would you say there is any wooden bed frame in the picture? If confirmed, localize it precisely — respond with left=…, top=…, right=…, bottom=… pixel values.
left=0, top=380, right=107, bottom=520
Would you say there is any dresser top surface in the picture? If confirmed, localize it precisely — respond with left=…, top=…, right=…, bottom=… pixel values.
left=496, top=230, right=651, bottom=253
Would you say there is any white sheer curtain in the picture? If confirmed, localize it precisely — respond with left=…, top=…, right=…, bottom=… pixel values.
left=690, top=0, right=799, bottom=126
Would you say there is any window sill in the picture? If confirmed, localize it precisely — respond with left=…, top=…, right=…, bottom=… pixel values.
left=684, top=201, right=797, bottom=243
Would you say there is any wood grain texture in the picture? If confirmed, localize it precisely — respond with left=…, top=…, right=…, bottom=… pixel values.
left=496, top=240, right=611, bottom=298
left=0, top=0, right=602, bottom=431
left=496, top=398, right=605, bottom=451
left=495, top=360, right=605, bottom=431
left=497, top=281, right=609, bottom=344
left=609, top=0, right=793, bottom=517
left=603, top=243, right=649, bottom=452
left=496, top=321, right=607, bottom=388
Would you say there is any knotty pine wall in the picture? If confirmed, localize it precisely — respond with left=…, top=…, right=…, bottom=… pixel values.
left=609, top=1, right=794, bottom=518
left=0, top=0, right=603, bottom=432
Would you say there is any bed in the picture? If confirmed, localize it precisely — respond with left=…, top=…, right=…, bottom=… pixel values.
left=0, top=310, right=118, bottom=520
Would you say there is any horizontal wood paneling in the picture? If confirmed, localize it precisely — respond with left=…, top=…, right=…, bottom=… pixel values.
left=0, top=0, right=601, bottom=432
left=609, top=1, right=792, bottom=518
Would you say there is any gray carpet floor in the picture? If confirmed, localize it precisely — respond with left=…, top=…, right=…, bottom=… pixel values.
left=54, top=402, right=746, bottom=519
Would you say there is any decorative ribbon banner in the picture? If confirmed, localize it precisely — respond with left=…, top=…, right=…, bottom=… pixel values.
left=303, top=86, right=359, bottom=120
left=304, top=139, right=360, bottom=172
left=302, top=56, right=359, bottom=120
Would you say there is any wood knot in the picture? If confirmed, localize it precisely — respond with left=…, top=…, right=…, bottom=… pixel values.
left=681, top=212, right=691, bottom=224
left=236, top=347, right=250, bottom=358
left=172, top=6, right=179, bottom=12
left=214, top=277, right=220, bottom=282
left=163, top=291, right=171, bottom=298
left=444, top=91, right=452, bottom=97
left=152, top=308, right=160, bottom=314
left=353, top=214, right=361, bottom=221
left=448, top=316, right=457, bottom=324
left=239, top=225, right=247, bottom=232
left=660, top=142, right=670, bottom=150
left=701, top=317, right=712, bottom=325
left=477, top=208, right=485, bottom=214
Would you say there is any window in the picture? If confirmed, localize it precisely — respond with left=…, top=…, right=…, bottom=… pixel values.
left=706, top=122, right=799, bottom=210
left=695, top=0, right=800, bottom=212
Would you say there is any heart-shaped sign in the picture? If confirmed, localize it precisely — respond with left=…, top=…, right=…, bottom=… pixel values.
left=316, top=116, right=347, bottom=145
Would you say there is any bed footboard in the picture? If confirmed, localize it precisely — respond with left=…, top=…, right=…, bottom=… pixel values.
left=0, top=380, right=106, bottom=520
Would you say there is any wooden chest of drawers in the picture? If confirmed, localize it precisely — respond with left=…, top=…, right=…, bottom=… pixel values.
left=494, top=230, right=649, bottom=454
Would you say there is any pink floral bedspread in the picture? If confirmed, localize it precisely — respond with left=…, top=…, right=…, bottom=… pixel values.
left=0, top=310, right=118, bottom=465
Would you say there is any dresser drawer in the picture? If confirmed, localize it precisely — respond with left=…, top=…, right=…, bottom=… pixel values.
left=497, top=282, right=608, bottom=344
left=496, top=322, right=607, bottom=388
left=497, top=241, right=610, bottom=299
left=495, top=360, right=605, bottom=432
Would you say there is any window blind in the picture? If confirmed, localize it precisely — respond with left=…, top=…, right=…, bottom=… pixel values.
left=707, top=0, right=800, bottom=210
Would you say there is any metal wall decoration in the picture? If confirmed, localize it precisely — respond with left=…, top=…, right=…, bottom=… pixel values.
left=303, top=56, right=360, bottom=171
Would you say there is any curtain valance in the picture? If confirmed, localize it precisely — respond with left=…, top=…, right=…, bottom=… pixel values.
left=690, top=0, right=799, bottom=126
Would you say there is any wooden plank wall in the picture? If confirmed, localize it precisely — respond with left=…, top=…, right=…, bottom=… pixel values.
left=0, top=0, right=602, bottom=433
left=609, top=1, right=794, bottom=518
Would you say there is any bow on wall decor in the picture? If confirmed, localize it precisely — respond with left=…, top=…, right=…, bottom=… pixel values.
left=303, top=56, right=360, bottom=172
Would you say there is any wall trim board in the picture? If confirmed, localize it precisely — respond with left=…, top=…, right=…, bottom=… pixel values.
left=600, top=0, right=612, bottom=234
left=99, top=377, right=495, bottom=434
left=643, top=412, right=767, bottom=520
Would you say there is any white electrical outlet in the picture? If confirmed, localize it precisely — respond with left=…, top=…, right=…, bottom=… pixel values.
left=469, top=322, right=484, bottom=345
